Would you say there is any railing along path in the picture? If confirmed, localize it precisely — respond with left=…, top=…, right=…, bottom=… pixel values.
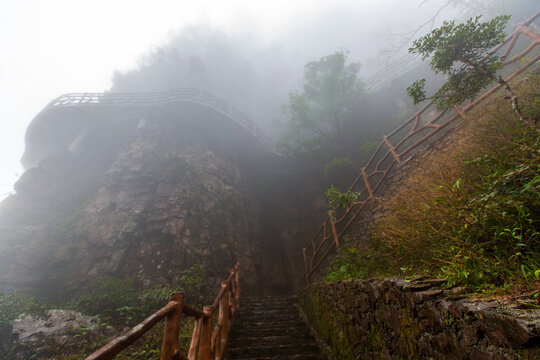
left=85, top=262, right=240, bottom=360
left=44, top=88, right=315, bottom=156
left=303, top=12, right=540, bottom=281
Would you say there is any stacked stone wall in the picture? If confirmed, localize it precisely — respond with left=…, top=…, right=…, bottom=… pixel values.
left=302, top=278, right=539, bottom=359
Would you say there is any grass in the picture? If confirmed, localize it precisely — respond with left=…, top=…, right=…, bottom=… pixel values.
left=323, top=72, right=540, bottom=298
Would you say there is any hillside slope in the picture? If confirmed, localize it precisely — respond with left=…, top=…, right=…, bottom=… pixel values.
left=324, top=73, right=540, bottom=297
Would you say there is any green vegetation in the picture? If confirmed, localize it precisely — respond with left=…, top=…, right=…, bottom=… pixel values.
left=0, top=292, right=48, bottom=329
left=323, top=157, right=355, bottom=177
left=323, top=246, right=367, bottom=282
left=65, top=264, right=205, bottom=327
left=301, top=291, right=357, bottom=360
left=324, top=74, right=540, bottom=297
left=407, top=15, right=535, bottom=128
left=278, top=50, right=380, bottom=180
left=281, top=50, right=362, bottom=152
left=325, top=185, right=360, bottom=222
left=0, top=292, right=49, bottom=358
left=407, top=15, right=509, bottom=108
left=0, top=264, right=206, bottom=359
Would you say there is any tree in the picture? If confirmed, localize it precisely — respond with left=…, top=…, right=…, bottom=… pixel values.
left=406, top=15, right=535, bottom=129
left=281, top=50, right=363, bottom=153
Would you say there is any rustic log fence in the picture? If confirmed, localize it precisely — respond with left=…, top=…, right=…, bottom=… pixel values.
left=84, top=262, right=240, bottom=360
left=303, top=12, right=540, bottom=282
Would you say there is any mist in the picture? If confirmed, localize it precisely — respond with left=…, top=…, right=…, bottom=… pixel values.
left=108, top=0, right=465, bottom=132
left=0, top=1, right=539, bottom=355
left=1, top=0, right=537, bottom=198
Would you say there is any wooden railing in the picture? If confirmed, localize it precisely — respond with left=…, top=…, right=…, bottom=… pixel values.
left=303, top=12, right=540, bottom=282
left=85, top=262, right=241, bottom=360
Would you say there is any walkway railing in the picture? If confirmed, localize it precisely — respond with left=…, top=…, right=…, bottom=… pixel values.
left=303, top=12, right=540, bottom=282
left=44, top=88, right=304, bottom=156
left=85, top=262, right=240, bottom=360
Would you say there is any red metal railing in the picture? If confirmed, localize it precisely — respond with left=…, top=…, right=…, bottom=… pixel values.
left=303, top=12, right=540, bottom=282
left=85, top=262, right=240, bottom=360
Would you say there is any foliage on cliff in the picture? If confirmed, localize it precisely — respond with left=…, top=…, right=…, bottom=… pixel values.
left=407, top=15, right=510, bottom=109
left=325, top=74, right=540, bottom=297
left=280, top=50, right=362, bottom=150
left=407, top=14, right=535, bottom=129
left=1, top=264, right=206, bottom=359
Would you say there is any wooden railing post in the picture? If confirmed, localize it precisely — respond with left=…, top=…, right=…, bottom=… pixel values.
left=219, top=281, right=230, bottom=358
left=199, top=306, right=214, bottom=360
left=303, top=248, right=310, bottom=283
left=160, top=292, right=184, bottom=360
left=187, top=317, right=203, bottom=359
left=84, top=263, right=240, bottom=360
left=328, top=211, right=339, bottom=247
left=234, top=262, right=241, bottom=310
left=212, top=281, right=228, bottom=360
left=228, top=269, right=236, bottom=317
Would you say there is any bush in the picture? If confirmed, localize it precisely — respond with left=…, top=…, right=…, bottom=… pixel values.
left=0, top=292, right=48, bottom=328
left=68, top=264, right=206, bottom=325
left=0, top=292, right=49, bottom=358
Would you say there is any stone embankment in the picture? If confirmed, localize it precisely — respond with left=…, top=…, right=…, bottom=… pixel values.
left=302, top=278, right=539, bottom=359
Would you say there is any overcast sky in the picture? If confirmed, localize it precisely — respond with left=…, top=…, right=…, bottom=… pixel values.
left=0, top=0, right=461, bottom=199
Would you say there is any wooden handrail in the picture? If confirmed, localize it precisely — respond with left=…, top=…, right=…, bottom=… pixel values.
left=303, top=12, right=540, bottom=281
left=84, top=262, right=241, bottom=360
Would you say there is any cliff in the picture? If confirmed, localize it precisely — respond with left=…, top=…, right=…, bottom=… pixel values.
left=0, top=99, right=323, bottom=297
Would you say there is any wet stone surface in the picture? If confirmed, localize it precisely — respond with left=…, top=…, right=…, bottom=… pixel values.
left=302, top=278, right=540, bottom=359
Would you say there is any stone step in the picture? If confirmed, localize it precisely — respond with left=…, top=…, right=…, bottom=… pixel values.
left=243, top=295, right=298, bottom=301
left=226, top=295, right=324, bottom=360
left=239, top=303, right=298, bottom=311
left=228, top=355, right=324, bottom=360
left=230, top=315, right=305, bottom=325
left=227, top=333, right=315, bottom=348
left=233, top=312, right=303, bottom=322
left=231, top=319, right=306, bottom=336
left=229, top=324, right=312, bottom=338
left=236, top=306, right=300, bottom=316
left=242, top=297, right=297, bottom=304
left=237, top=306, right=298, bottom=315
left=241, top=296, right=298, bottom=307
left=227, top=343, right=321, bottom=358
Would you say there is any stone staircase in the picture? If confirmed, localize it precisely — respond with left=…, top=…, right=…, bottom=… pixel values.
left=226, top=295, right=326, bottom=360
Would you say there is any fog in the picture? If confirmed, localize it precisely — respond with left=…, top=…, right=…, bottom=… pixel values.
left=1, top=0, right=537, bottom=199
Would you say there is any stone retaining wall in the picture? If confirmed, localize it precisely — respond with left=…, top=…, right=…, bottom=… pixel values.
left=301, top=278, right=539, bottom=359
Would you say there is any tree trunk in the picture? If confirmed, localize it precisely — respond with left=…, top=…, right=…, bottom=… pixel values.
left=461, top=56, right=537, bottom=130
left=487, top=72, right=535, bottom=128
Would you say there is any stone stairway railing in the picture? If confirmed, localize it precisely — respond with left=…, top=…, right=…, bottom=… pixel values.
left=85, top=262, right=240, bottom=360
left=303, top=11, right=540, bottom=282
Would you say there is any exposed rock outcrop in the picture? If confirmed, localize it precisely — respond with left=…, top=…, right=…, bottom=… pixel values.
left=0, top=104, right=324, bottom=297
left=9, top=309, right=110, bottom=359
left=13, top=309, right=97, bottom=344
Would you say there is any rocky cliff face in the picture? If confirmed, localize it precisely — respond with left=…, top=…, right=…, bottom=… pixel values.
left=0, top=105, right=324, bottom=297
